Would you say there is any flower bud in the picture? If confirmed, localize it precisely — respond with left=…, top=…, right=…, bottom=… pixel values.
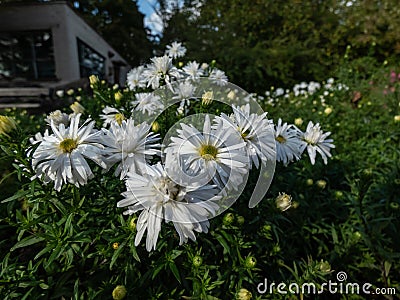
left=318, top=260, right=331, bottom=273
left=202, top=90, right=213, bottom=106
left=0, top=115, right=17, bottom=136
left=112, top=285, right=127, bottom=300
left=70, top=102, right=85, bottom=114
left=244, top=256, right=257, bottom=269
left=192, top=255, right=203, bottom=267
left=112, top=242, right=119, bottom=250
left=129, top=218, right=137, bottom=231
left=236, top=288, right=252, bottom=300
left=394, top=115, right=400, bottom=122
left=222, top=213, right=234, bottom=225
left=115, top=91, right=123, bottom=103
left=236, top=215, right=245, bottom=226
left=89, top=74, right=99, bottom=85
left=306, top=179, right=314, bottom=186
left=151, top=121, right=160, bottom=132
left=276, top=192, right=292, bottom=211
left=294, top=118, right=303, bottom=127
left=316, top=180, right=327, bottom=189
left=66, top=89, right=74, bottom=96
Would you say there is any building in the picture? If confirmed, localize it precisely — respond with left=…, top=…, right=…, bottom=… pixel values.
left=0, top=1, right=131, bottom=108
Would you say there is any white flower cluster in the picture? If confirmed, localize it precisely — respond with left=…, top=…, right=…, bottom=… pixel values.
left=28, top=42, right=335, bottom=252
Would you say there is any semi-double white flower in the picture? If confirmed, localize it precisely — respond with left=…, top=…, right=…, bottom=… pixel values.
left=118, top=163, right=220, bottom=251
left=300, top=121, right=335, bottom=165
left=216, top=104, right=276, bottom=169
left=101, top=119, right=160, bottom=179
left=164, top=114, right=248, bottom=190
left=31, top=114, right=106, bottom=191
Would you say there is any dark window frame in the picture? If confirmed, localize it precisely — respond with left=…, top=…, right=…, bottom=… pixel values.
left=77, top=38, right=106, bottom=79
left=0, top=30, right=56, bottom=81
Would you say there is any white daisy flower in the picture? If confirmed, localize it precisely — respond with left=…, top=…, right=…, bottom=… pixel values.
left=182, top=61, right=204, bottom=80
left=118, top=162, right=220, bottom=251
left=131, top=92, right=164, bottom=116
left=127, top=66, right=146, bottom=90
left=172, top=81, right=196, bottom=112
left=101, top=119, right=160, bottom=179
left=165, top=41, right=187, bottom=59
left=274, top=119, right=303, bottom=165
left=216, top=104, right=275, bottom=169
left=164, top=114, right=248, bottom=189
left=142, top=55, right=181, bottom=89
left=31, top=114, right=107, bottom=191
left=300, top=121, right=335, bottom=165
left=209, top=69, right=228, bottom=86
left=100, top=106, right=126, bottom=127
left=45, top=110, right=70, bottom=127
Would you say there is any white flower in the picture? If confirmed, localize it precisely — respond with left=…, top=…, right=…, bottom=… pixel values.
left=300, top=121, right=335, bottom=165
left=31, top=114, right=107, bottom=191
left=45, top=110, right=70, bottom=127
left=164, top=114, right=248, bottom=189
left=127, top=66, right=146, bottom=90
left=132, top=92, right=164, bottom=116
left=216, top=104, right=275, bottom=169
left=209, top=69, right=228, bottom=86
left=172, top=81, right=196, bottom=111
left=55, top=90, right=64, bottom=98
left=101, top=119, right=160, bottom=179
left=182, top=61, right=204, bottom=80
left=100, top=106, right=126, bottom=127
left=274, top=119, right=303, bottom=165
left=142, top=55, right=180, bottom=89
left=165, top=41, right=187, bottom=59
left=118, top=163, right=220, bottom=251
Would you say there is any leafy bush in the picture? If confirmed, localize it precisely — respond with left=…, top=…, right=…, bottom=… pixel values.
left=0, top=45, right=399, bottom=300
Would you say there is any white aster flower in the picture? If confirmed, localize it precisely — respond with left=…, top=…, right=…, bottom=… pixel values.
left=132, top=92, right=164, bottom=116
left=45, top=110, right=70, bottom=127
left=172, top=81, right=196, bottom=112
left=274, top=119, right=303, bottom=165
left=300, top=121, right=335, bottom=165
left=100, top=106, right=126, bottom=127
left=182, top=61, right=204, bottom=80
left=142, top=55, right=180, bottom=89
left=216, top=104, right=275, bottom=169
left=165, top=41, right=187, bottom=59
left=101, top=119, right=160, bottom=179
left=209, top=69, right=228, bottom=86
left=127, top=66, right=146, bottom=90
left=31, top=114, right=107, bottom=191
left=118, top=163, right=220, bottom=251
left=164, top=114, right=248, bottom=189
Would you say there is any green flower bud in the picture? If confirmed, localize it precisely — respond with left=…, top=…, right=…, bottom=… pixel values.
left=319, top=260, right=331, bottom=273
left=236, top=215, right=245, bottom=226
left=316, top=180, right=327, bottom=189
left=236, top=288, right=252, bottom=300
left=223, top=213, right=234, bottom=225
left=244, top=256, right=257, bottom=269
left=192, top=255, right=203, bottom=267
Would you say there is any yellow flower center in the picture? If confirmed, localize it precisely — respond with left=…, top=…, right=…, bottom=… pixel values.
left=114, top=113, right=125, bottom=125
left=199, top=144, right=218, bottom=160
left=275, top=135, right=286, bottom=144
left=59, top=138, right=78, bottom=153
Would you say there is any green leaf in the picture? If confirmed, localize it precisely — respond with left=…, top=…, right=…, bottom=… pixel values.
left=11, top=235, right=45, bottom=251
left=1, top=190, right=29, bottom=203
left=169, top=262, right=181, bottom=284
left=215, top=234, right=231, bottom=255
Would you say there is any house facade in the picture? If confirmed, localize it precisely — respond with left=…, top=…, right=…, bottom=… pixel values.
left=0, top=1, right=131, bottom=107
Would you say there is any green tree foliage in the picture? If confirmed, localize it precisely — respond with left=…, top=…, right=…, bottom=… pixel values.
left=71, top=0, right=153, bottom=66
left=160, top=0, right=400, bottom=93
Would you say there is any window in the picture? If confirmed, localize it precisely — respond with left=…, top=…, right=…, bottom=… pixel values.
left=0, top=30, right=56, bottom=81
left=77, top=38, right=105, bottom=79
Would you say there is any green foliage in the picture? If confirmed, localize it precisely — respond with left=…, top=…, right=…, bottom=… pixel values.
left=0, top=56, right=399, bottom=299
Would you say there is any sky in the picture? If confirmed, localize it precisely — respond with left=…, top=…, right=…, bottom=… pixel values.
left=137, top=0, right=164, bottom=36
